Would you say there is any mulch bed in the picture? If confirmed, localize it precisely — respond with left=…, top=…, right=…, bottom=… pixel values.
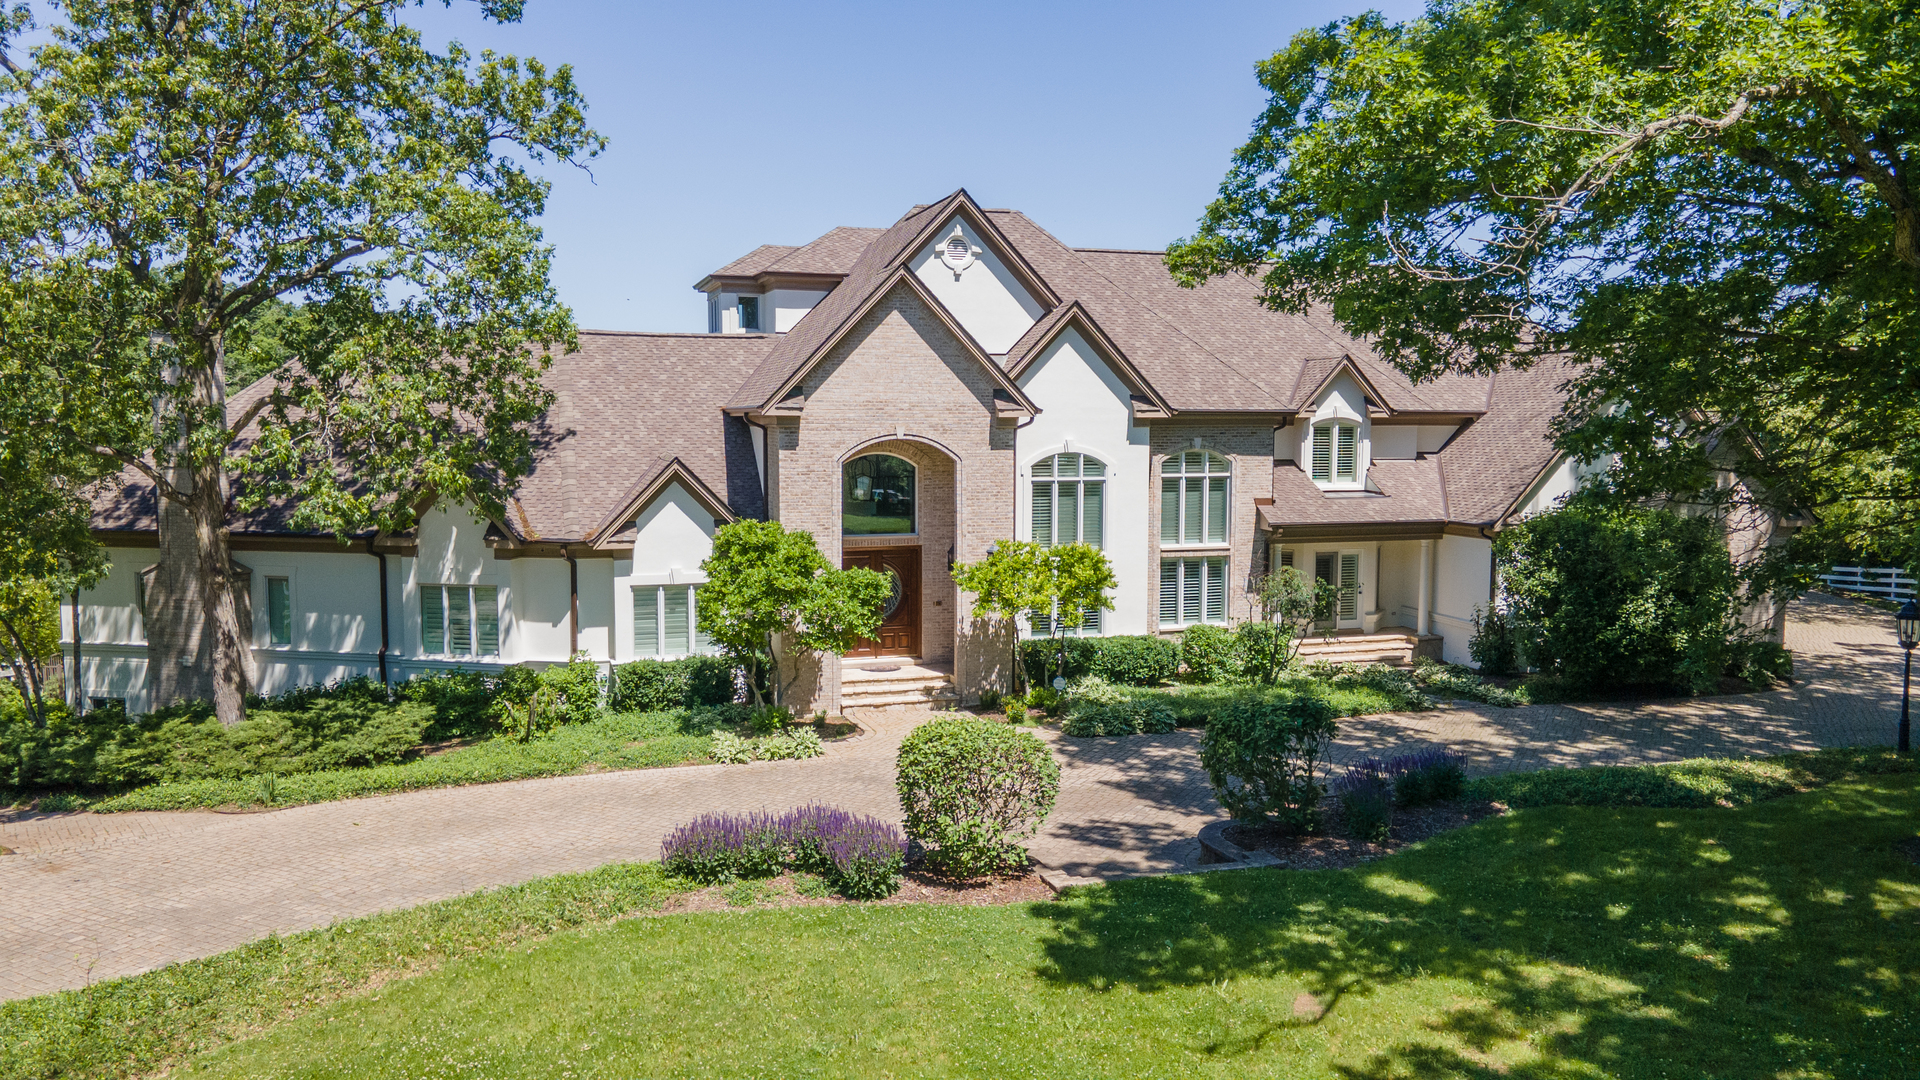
left=646, top=866, right=1055, bottom=916
left=1223, top=798, right=1506, bottom=871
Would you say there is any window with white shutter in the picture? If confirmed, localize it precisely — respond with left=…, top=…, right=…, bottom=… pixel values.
left=1158, top=556, right=1229, bottom=627
left=1160, top=450, right=1230, bottom=546
left=632, top=585, right=712, bottom=658
left=1310, top=422, right=1362, bottom=486
left=420, top=585, right=501, bottom=657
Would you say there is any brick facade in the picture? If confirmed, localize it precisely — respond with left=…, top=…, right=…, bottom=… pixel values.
left=771, top=280, right=1016, bottom=713
left=1146, top=423, right=1276, bottom=628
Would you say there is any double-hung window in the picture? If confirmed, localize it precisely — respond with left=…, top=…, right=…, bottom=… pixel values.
left=1160, top=450, right=1229, bottom=545
left=1310, top=421, right=1360, bottom=485
left=266, top=576, right=292, bottom=647
left=1031, top=452, right=1105, bottom=636
left=634, top=584, right=712, bottom=657
left=421, top=585, right=500, bottom=656
left=1158, top=450, right=1232, bottom=627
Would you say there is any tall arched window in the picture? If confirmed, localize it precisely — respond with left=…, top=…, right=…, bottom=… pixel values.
left=1160, top=450, right=1230, bottom=545
left=1310, top=420, right=1359, bottom=484
left=1032, top=452, right=1105, bottom=548
left=843, top=454, right=916, bottom=535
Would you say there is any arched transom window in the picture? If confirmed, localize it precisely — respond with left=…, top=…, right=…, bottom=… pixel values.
left=1310, top=421, right=1359, bottom=484
left=843, top=454, right=916, bottom=535
left=1160, top=450, right=1230, bottom=546
left=1032, top=452, right=1105, bottom=548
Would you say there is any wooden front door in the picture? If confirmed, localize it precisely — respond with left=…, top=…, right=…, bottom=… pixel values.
left=844, top=547, right=920, bottom=658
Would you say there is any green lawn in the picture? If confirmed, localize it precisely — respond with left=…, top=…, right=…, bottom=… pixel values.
left=152, top=764, right=1919, bottom=1079
left=68, top=710, right=721, bottom=813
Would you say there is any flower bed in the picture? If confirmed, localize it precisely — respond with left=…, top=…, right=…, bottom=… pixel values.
left=659, top=805, right=907, bottom=899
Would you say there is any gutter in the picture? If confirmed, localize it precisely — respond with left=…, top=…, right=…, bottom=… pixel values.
left=567, top=548, right=579, bottom=658
left=70, top=588, right=82, bottom=714
left=369, top=538, right=390, bottom=690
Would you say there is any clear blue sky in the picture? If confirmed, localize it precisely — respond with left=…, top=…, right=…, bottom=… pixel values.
left=409, top=1, right=1424, bottom=333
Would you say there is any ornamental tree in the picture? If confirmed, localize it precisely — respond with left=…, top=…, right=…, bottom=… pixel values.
left=0, top=0, right=600, bottom=724
left=1168, top=0, right=1920, bottom=585
left=1239, top=566, right=1333, bottom=685
left=697, top=520, right=891, bottom=707
left=951, top=540, right=1116, bottom=692
left=950, top=540, right=1049, bottom=693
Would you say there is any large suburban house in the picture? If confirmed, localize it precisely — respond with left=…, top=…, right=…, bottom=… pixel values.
left=66, top=189, right=1582, bottom=716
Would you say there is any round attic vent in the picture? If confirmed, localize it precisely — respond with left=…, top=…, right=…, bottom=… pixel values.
left=939, top=226, right=979, bottom=276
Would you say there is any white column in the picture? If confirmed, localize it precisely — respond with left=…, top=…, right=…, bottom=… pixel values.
left=1417, top=538, right=1433, bottom=636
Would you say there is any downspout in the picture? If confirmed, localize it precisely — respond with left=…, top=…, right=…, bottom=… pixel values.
left=369, top=538, right=390, bottom=690
left=70, top=588, right=82, bottom=714
left=567, top=548, right=579, bottom=658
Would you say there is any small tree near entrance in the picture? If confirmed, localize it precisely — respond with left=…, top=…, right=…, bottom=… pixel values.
left=698, top=521, right=891, bottom=707
left=952, top=541, right=1115, bottom=692
left=1238, top=566, right=1335, bottom=685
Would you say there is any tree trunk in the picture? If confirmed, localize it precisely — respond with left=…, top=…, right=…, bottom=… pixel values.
left=148, top=469, right=252, bottom=725
left=0, top=612, right=48, bottom=729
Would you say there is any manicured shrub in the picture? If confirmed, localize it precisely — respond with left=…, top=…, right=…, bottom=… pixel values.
left=1335, top=760, right=1394, bottom=842
left=1178, top=623, right=1237, bottom=682
left=1023, top=686, right=1063, bottom=718
left=1199, top=689, right=1339, bottom=832
left=658, top=805, right=906, bottom=898
left=1060, top=676, right=1177, bottom=737
left=73, top=697, right=433, bottom=788
left=609, top=656, right=737, bottom=712
left=896, top=716, right=1060, bottom=876
left=1383, top=748, right=1467, bottom=806
left=1016, top=634, right=1176, bottom=687
left=1494, top=503, right=1743, bottom=693
left=1003, top=700, right=1029, bottom=724
left=1727, top=638, right=1794, bottom=688
left=392, top=668, right=500, bottom=737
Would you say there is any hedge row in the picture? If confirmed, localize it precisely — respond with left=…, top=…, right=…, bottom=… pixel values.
left=1018, top=634, right=1177, bottom=687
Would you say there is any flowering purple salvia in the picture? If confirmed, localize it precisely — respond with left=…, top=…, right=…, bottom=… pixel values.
left=659, top=804, right=905, bottom=898
left=1382, top=748, right=1467, bottom=778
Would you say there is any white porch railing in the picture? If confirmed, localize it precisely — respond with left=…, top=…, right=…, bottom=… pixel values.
left=1819, top=565, right=1916, bottom=601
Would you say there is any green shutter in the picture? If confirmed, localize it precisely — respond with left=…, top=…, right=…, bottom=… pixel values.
left=421, top=586, right=445, bottom=653
left=1159, top=561, right=1178, bottom=627
left=1182, top=558, right=1202, bottom=623
left=665, top=586, right=691, bottom=654
left=1160, top=476, right=1180, bottom=543
left=1058, top=481, right=1079, bottom=545
left=1206, top=477, right=1228, bottom=543
left=446, top=587, right=472, bottom=655
left=1032, top=455, right=1054, bottom=478
left=1312, top=426, right=1332, bottom=481
left=267, top=577, right=291, bottom=646
left=1182, top=478, right=1202, bottom=544
left=1032, top=482, right=1053, bottom=546
left=474, top=587, right=499, bottom=655
left=1081, top=456, right=1105, bottom=478
left=1279, top=547, right=1294, bottom=569
left=1081, top=481, right=1103, bottom=549
left=634, top=587, right=659, bottom=656
left=1336, top=425, right=1358, bottom=482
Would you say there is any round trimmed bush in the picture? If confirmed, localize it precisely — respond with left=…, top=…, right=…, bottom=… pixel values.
left=895, top=716, right=1060, bottom=877
left=1179, top=624, right=1237, bottom=683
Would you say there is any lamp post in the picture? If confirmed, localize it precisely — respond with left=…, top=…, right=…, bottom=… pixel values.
left=1898, top=598, right=1919, bottom=753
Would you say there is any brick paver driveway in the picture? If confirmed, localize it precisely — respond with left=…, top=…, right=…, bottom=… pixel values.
left=0, top=593, right=1904, bottom=1000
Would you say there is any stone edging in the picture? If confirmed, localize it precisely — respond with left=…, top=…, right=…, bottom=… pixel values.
left=1197, top=820, right=1284, bottom=867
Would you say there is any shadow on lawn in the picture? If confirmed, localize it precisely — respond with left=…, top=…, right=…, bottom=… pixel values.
left=1032, top=779, right=1920, bottom=1078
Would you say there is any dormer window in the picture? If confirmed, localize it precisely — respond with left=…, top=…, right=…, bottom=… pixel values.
left=1310, top=421, right=1360, bottom=485
left=738, top=296, right=760, bottom=332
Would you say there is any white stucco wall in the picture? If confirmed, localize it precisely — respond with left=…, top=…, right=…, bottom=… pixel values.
left=1433, top=535, right=1494, bottom=665
left=612, top=481, right=719, bottom=661
left=1270, top=541, right=1379, bottom=632
left=1016, top=328, right=1153, bottom=635
left=910, top=216, right=1044, bottom=354
left=64, top=547, right=152, bottom=713
left=403, top=503, right=518, bottom=664
left=768, top=288, right=830, bottom=333
left=1514, top=455, right=1579, bottom=518
left=241, top=548, right=384, bottom=697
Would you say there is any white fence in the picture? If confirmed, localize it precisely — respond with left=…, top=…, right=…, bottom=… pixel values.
left=1820, top=566, right=1916, bottom=602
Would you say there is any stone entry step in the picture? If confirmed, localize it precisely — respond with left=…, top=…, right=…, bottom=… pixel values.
left=1295, top=630, right=1443, bottom=667
left=841, top=659, right=958, bottom=714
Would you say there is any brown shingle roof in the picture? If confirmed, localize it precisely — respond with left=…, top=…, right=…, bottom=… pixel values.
left=1438, top=359, right=1580, bottom=525
left=701, top=226, right=885, bottom=286
left=1261, top=457, right=1450, bottom=529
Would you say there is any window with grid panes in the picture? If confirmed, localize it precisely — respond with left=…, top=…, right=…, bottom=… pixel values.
left=1158, top=555, right=1228, bottom=627
left=1310, top=421, right=1360, bottom=484
left=420, top=585, right=500, bottom=656
left=633, top=584, right=712, bottom=657
left=1160, top=450, right=1230, bottom=545
left=1031, top=452, right=1105, bottom=635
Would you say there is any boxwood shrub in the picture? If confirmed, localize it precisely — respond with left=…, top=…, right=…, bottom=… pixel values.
left=610, top=656, right=737, bottom=712
left=895, top=716, right=1059, bottom=876
left=1017, top=634, right=1177, bottom=688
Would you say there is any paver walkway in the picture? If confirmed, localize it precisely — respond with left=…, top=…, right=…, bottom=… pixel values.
left=0, top=593, right=1904, bottom=1000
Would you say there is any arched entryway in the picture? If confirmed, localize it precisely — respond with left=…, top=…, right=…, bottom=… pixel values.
left=838, top=438, right=957, bottom=666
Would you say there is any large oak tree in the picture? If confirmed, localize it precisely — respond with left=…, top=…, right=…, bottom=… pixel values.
left=0, top=0, right=600, bottom=723
left=1168, top=0, right=1920, bottom=585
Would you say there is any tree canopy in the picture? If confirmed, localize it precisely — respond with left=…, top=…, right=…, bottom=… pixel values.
left=0, top=0, right=601, bottom=721
left=697, top=520, right=892, bottom=707
left=1168, top=0, right=1919, bottom=579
